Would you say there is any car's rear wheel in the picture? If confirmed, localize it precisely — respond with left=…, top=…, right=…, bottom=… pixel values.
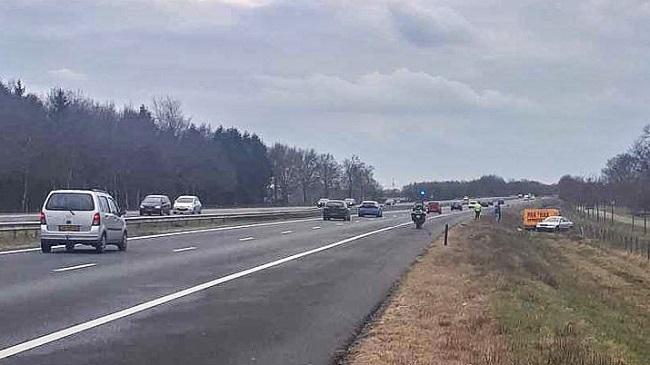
left=117, top=231, right=128, bottom=251
left=40, top=241, right=51, bottom=253
left=95, top=234, right=106, bottom=254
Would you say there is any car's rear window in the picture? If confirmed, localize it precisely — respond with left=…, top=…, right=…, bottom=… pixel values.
left=143, top=196, right=163, bottom=203
left=361, top=202, right=377, bottom=207
left=176, top=198, right=194, bottom=203
left=46, top=193, right=94, bottom=211
left=327, top=201, right=344, bottom=207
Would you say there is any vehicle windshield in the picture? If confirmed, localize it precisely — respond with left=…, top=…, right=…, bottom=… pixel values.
left=143, top=197, right=162, bottom=204
left=176, top=198, right=194, bottom=203
left=361, top=202, right=376, bottom=207
left=544, top=217, right=561, bottom=222
left=326, top=201, right=345, bottom=208
left=46, top=193, right=94, bottom=211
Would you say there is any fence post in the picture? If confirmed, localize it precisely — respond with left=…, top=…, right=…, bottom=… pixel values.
left=611, top=204, right=614, bottom=224
left=632, top=214, right=635, bottom=232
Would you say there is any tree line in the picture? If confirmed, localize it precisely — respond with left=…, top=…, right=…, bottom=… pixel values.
left=559, top=125, right=650, bottom=213
left=402, top=175, right=556, bottom=201
left=0, top=79, right=381, bottom=212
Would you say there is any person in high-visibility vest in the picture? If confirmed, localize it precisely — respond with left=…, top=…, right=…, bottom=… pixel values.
left=474, top=203, right=482, bottom=220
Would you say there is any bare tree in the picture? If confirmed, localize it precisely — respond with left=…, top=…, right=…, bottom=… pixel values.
left=152, top=96, right=189, bottom=136
left=297, top=149, right=319, bottom=204
left=317, top=153, right=339, bottom=198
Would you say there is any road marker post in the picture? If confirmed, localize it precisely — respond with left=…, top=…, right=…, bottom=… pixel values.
left=444, top=224, right=448, bottom=246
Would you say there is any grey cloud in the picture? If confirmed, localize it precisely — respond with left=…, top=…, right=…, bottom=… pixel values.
left=254, top=68, right=538, bottom=115
left=388, top=3, right=477, bottom=47
left=47, top=68, right=86, bottom=81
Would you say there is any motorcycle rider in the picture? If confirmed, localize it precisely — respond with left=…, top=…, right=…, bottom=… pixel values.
left=411, top=202, right=427, bottom=228
left=412, top=202, right=426, bottom=213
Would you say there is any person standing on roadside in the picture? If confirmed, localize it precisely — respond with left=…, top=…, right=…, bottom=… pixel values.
left=474, top=202, right=482, bottom=220
left=495, top=203, right=502, bottom=222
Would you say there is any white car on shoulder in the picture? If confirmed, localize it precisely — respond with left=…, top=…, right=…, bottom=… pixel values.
left=536, top=216, right=573, bottom=232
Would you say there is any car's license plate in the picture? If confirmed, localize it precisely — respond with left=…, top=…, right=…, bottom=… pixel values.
left=59, top=225, right=80, bottom=232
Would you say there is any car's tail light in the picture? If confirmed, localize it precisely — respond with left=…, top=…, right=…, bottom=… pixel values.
left=39, top=212, right=46, bottom=225
left=92, top=212, right=101, bottom=226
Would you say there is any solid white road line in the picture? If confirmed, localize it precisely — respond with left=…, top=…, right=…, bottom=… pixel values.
left=0, top=218, right=427, bottom=360
left=0, top=217, right=322, bottom=256
left=239, top=237, right=255, bottom=242
left=336, top=223, right=343, bottom=226
left=281, top=231, right=293, bottom=235
left=52, top=263, right=97, bottom=273
left=312, top=226, right=321, bottom=230
left=172, top=247, right=197, bottom=253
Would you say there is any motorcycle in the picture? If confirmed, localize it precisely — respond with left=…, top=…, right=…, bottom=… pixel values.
left=411, top=207, right=427, bottom=229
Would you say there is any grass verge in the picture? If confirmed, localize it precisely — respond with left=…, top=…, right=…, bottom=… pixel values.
left=344, top=208, right=650, bottom=365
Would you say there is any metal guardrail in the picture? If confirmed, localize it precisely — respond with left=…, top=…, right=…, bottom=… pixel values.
left=0, top=208, right=321, bottom=232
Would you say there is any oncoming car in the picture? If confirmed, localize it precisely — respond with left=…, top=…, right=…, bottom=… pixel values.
left=173, top=195, right=202, bottom=214
left=426, top=201, right=442, bottom=214
left=536, top=216, right=574, bottom=232
left=139, top=195, right=172, bottom=216
left=358, top=201, right=383, bottom=217
left=40, top=189, right=127, bottom=253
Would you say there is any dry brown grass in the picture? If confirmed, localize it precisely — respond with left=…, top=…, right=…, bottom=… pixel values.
left=345, top=224, right=511, bottom=365
left=344, top=206, right=648, bottom=365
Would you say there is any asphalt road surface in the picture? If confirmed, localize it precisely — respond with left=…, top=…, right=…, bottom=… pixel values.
left=0, top=207, right=479, bottom=365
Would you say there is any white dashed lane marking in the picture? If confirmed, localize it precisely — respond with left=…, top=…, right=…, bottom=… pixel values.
left=52, top=263, right=97, bottom=273
left=173, top=247, right=197, bottom=253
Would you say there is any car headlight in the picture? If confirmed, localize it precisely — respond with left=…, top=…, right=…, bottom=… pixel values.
left=155, top=206, right=161, bottom=209
left=140, top=205, right=144, bottom=209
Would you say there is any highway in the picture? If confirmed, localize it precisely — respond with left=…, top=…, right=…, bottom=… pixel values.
left=0, top=206, right=476, bottom=365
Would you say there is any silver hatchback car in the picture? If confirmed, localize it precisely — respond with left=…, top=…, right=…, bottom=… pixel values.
left=40, top=189, right=127, bottom=253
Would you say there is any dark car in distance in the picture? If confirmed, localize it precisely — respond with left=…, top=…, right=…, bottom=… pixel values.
left=323, top=200, right=351, bottom=221
left=139, top=195, right=172, bottom=216
left=450, top=201, right=463, bottom=211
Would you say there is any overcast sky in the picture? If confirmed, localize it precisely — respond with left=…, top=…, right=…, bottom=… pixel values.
left=2, top=0, right=649, bottom=187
